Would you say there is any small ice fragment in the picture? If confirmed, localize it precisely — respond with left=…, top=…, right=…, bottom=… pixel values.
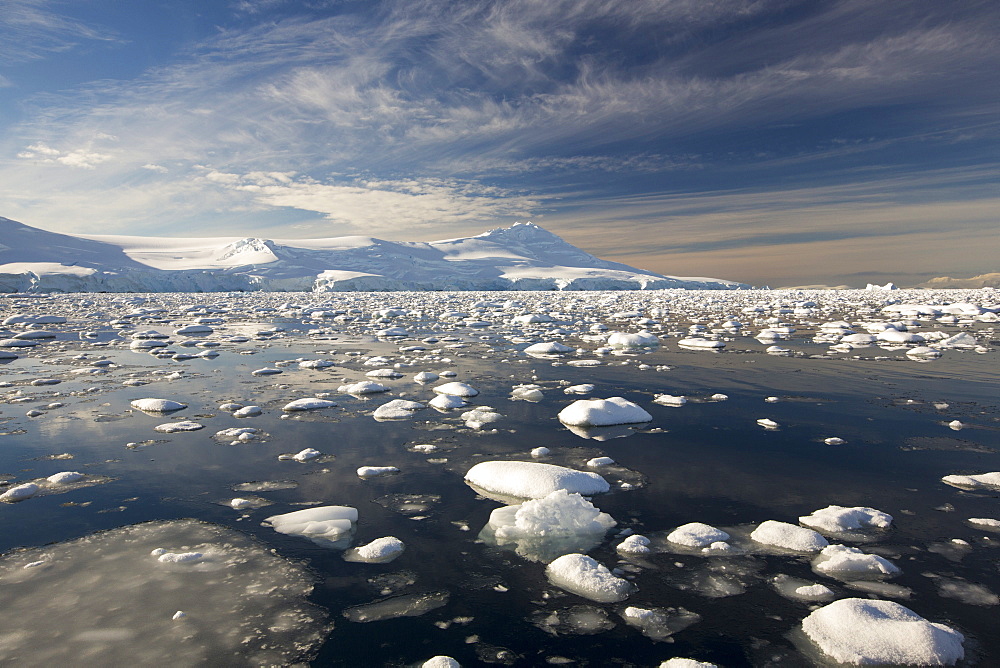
left=750, top=520, right=828, bottom=553
left=429, top=394, right=466, bottom=410
left=263, top=506, right=358, bottom=543
left=710, top=393, right=728, bottom=401
left=338, top=381, right=389, bottom=395
left=46, top=471, right=84, bottom=484
left=357, top=466, right=399, bottom=477
left=373, top=399, right=425, bottom=420
left=811, top=544, right=900, bottom=578
left=172, top=611, right=187, bottom=620
left=558, top=397, right=652, bottom=427
left=564, top=384, right=595, bottom=395
left=617, top=535, right=651, bottom=554
left=824, top=437, right=846, bottom=445
left=230, top=498, right=253, bottom=510
left=765, top=396, right=780, bottom=403
left=343, top=536, right=405, bottom=563
left=756, top=418, right=779, bottom=429
left=799, top=505, right=893, bottom=533
left=290, top=448, right=321, bottom=462
left=0, top=483, right=40, bottom=502
left=465, top=461, right=609, bottom=500
left=587, top=457, right=615, bottom=467
left=942, top=472, right=1000, bottom=490
left=413, top=371, right=439, bottom=383
left=154, top=421, right=204, bottom=433
left=511, top=385, right=544, bottom=401
left=23, top=560, right=45, bottom=569
left=667, top=523, right=730, bottom=548
left=654, top=394, right=687, bottom=406
left=968, top=518, right=1000, bottom=529
left=659, top=659, right=718, bottom=668
left=422, top=657, right=460, bottom=668
left=530, top=447, right=550, bottom=458
left=948, top=420, right=963, bottom=431
left=251, top=368, right=283, bottom=376
left=157, top=551, right=204, bottom=564
left=461, top=406, right=502, bottom=429
left=545, top=553, right=632, bottom=602
left=233, top=405, right=262, bottom=417
left=282, top=398, right=337, bottom=411
left=433, top=382, right=479, bottom=397
left=130, top=398, right=187, bottom=413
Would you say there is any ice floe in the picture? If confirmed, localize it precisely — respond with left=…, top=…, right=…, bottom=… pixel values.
left=263, top=506, right=358, bottom=547
left=558, top=397, right=652, bottom=427
left=343, top=536, right=405, bottom=563
left=545, top=553, right=632, bottom=602
left=750, top=520, right=829, bottom=553
left=465, top=461, right=610, bottom=501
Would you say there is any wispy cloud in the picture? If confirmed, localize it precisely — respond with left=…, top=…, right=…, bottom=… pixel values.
left=0, top=0, right=119, bottom=65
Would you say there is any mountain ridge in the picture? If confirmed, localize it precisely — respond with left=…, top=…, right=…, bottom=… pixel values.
left=0, top=217, right=745, bottom=292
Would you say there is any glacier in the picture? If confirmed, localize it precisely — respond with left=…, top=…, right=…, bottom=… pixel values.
left=0, top=217, right=745, bottom=292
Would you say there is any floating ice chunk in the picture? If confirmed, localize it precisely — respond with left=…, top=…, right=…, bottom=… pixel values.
left=750, top=520, right=828, bottom=553
left=678, top=338, right=725, bottom=349
left=564, top=384, right=595, bottom=395
left=282, top=398, right=337, bottom=411
left=545, top=553, right=632, bottom=602
left=824, top=437, right=846, bottom=445
left=0, top=483, right=39, bottom=502
left=654, top=394, right=687, bottom=406
left=343, top=537, right=405, bottom=563
left=465, top=461, right=609, bottom=500
left=343, top=591, right=449, bottom=623
left=709, top=393, right=728, bottom=401
left=799, top=505, right=893, bottom=533
left=667, top=523, right=731, bottom=548
left=46, top=471, right=84, bottom=484
left=621, top=606, right=701, bottom=644
left=530, top=447, right=550, bottom=457
left=947, top=420, right=963, bottom=430
left=771, top=574, right=836, bottom=602
left=0, top=519, right=328, bottom=665
left=154, top=421, right=204, bottom=433
left=373, top=399, right=425, bottom=420
left=366, top=368, right=403, bottom=379
left=941, top=472, right=1000, bottom=490
left=877, top=329, right=925, bottom=343
left=587, top=457, right=614, bottom=467
left=233, top=405, right=262, bottom=417
left=812, top=544, right=900, bottom=579
left=525, top=342, right=573, bottom=355
left=157, top=551, right=205, bottom=564
left=462, top=406, right=503, bottom=429
left=171, top=610, right=186, bottom=620
left=801, top=598, right=964, bottom=666
left=429, top=394, right=467, bottom=410
left=968, top=517, right=1000, bottom=530
left=339, top=381, right=390, bottom=395
left=230, top=498, right=253, bottom=510
left=756, top=418, right=779, bottom=429
left=290, top=448, right=321, bottom=462
left=130, top=398, right=187, bottom=413
left=413, top=371, right=439, bottom=383
left=940, top=332, right=978, bottom=348
left=263, top=506, right=357, bottom=545
left=535, top=604, right=614, bottom=636
left=215, top=427, right=260, bottom=441
left=299, top=359, right=336, bottom=369
left=607, top=331, right=659, bottom=349
left=617, top=534, right=651, bottom=554
left=433, top=381, right=479, bottom=397
left=511, top=384, right=544, bottom=401
left=558, top=397, right=652, bottom=427
left=659, top=659, right=717, bottom=668
left=934, top=577, right=999, bottom=606
left=907, top=346, right=941, bottom=359
left=357, top=466, right=399, bottom=477
left=251, top=368, right=283, bottom=376
left=421, top=656, right=460, bottom=668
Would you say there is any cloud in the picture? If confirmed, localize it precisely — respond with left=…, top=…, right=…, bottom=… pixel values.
left=16, top=142, right=112, bottom=169
left=0, top=0, right=119, bottom=65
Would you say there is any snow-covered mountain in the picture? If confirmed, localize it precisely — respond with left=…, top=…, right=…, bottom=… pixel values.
left=0, top=217, right=745, bottom=292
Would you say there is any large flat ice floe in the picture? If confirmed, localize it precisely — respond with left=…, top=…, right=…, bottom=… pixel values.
left=465, top=461, right=610, bottom=501
left=558, top=397, right=652, bottom=427
left=545, top=553, right=633, bottom=602
left=801, top=598, right=964, bottom=665
left=0, top=520, right=328, bottom=665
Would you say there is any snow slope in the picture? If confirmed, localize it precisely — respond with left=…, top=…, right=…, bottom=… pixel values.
left=0, top=217, right=744, bottom=292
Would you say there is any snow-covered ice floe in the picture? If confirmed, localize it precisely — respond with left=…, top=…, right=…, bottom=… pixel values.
left=942, top=472, right=1000, bottom=490
left=465, top=461, right=610, bottom=502
left=0, top=520, right=328, bottom=664
left=263, top=506, right=358, bottom=548
left=800, top=598, right=964, bottom=666
left=558, top=397, right=652, bottom=427
left=130, top=398, right=187, bottom=413
left=342, top=536, right=404, bottom=563
left=750, top=520, right=828, bottom=553
left=545, top=553, right=632, bottom=602
left=799, top=505, right=893, bottom=534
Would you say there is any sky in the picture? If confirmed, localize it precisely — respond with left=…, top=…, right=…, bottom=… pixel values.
left=1, top=0, right=997, bottom=288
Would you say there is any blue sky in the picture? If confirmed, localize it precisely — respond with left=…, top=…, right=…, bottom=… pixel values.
left=1, top=0, right=997, bottom=286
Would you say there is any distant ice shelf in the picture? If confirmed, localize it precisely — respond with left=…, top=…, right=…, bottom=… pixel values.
left=0, top=217, right=746, bottom=292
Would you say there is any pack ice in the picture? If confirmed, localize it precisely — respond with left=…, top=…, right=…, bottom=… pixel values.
left=465, top=461, right=610, bottom=501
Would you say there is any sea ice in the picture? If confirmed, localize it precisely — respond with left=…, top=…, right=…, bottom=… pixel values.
left=154, top=421, right=204, bottom=433
left=667, top=523, right=731, bottom=548
left=0, top=483, right=39, bottom=502
left=558, top=397, right=652, bottom=427
left=654, top=394, right=687, bottom=406
left=422, top=656, right=460, bottom=668
left=357, top=466, right=399, bottom=477
left=617, top=534, right=651, bottom=554
left=607, top=331, right=659, bottom=349
left=941, top=472, right=1000, bottom=490
left=659, top=659, right=717, bottom=668
left=282, top=397, right=337, bottom=411
left=621, top=606, right=701, bottom=642
left=338, top=381, right=389, bottom=395
left=545, top=553, right=632, bottom=602
left=801, top=598, right=964, bottom=666
left=343, top=536, right=405, bottom=563
left=433, top=381, right=479, bottom=397
left=750, top=520, right=828, bottom=553
left=465, top=461, right=610, bottom=501
left=462, top=406, right=503, bottom=429
left=263, top=506, right=358, bottom=547
left=0, top=519, right=328, bottom=665
left=372, top=399, right=425, bottom=420
left=342, top=591, right=449, bottom=622
left=811, top=544, right=900, bottom=579
left=130, top=398, right=187, bottom=413
left=799, top=505, right=893, bottom=533
left=524, top=342, right=573, bottom=355
left=429, top=394, right=467, bottom=410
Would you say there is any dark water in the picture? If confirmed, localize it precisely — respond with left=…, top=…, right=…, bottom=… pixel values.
left=0, top=299, right=998, bottom=667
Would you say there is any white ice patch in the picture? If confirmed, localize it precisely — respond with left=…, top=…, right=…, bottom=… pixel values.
left=0, top=483, right=39, bottom=502
left=263, top=506, right=358, bottom=547
left=46, top=471, right=84, bottom=484
left=462, top=406, right=503, bottom=429
left=465, top=461, right=609, bottom=501
left=811, top=544, right=900, bottom=579
left=799, top=505, right=893, bottom=533
left=667, top=523, right=731, bottom=548
left=343, top=536, right=405, bottom=563
left=433, top=381, right=479, bottom=397
left=338, top=381, right=389, bottom=395
left=750, top=520, right=828, bottom=553
left=154, top=421, right=204, bottom=433
left=282, top=397, right=337, bottom=411
left=607, top=331, right=659, bottom=349
left=617, top=534, right=651, bottom=554
left=342, top=591, right=448, bottom=622
left=654, top=394, right=687, bottom=406
left=428, top=394, right=467, bottom=410
left=801, top=598, right=964, bottom=666
left=0, top=520, right=328, bottom=665
left=482, top=490, right=615, bottom=562
left=621, top=606, right=702, bottom=643
left=563, top=384, right=595, bottom=395
left=545, top=553, right=632, bottom=602
left=357, top=466, right=399, bottom=478
left=130, top=398, right=187, bottom=413
left=942, top=472, right=1000, bottom=490
left=372, top=399, right=425, bottom=420
left=558, top=397, right=652, bottom=427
